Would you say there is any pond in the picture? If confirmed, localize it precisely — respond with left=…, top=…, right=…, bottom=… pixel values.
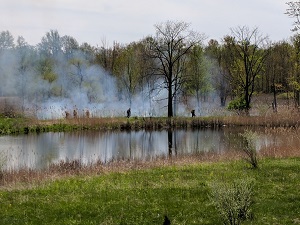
left=0, top=127, right=299, bottom=171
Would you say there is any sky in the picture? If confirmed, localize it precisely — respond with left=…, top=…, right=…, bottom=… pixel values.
left=0, top=0, right=294, bottom=47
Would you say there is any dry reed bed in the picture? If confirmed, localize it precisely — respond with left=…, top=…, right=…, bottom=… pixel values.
left=34, top=112, right=300, bottom=131
left=260, top=127, right=300, bottom=158
left=0, top=151, right=243, bottom=189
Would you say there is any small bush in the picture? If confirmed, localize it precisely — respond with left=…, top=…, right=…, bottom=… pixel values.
left=227, top=97, right=248, bottom=111
left=208, top=178, right=255, bottom=225
left=239, top=130, right=259, bottom=169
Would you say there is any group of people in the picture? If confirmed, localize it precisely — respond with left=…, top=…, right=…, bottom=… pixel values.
left=126, top=108, right=196, bottom=118
left=64, top=109, right=90, bottom=119
left=64, top=107, right=196, bottom=119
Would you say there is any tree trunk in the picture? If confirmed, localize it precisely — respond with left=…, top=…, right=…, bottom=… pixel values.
left=167, top=72, right=173, bottom=117
left=272, top=83, right=277, bottom=113
left=168, top=84, right=173, bottom=117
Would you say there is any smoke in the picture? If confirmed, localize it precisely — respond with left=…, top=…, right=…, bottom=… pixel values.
left=0, top=46, right=173, bottom=118
left=0, top=45, right=226, bottom=119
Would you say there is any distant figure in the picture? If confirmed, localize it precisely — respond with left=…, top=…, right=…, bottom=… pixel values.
left=73, top=109, right=78, bottom=118
left=127, top=108, right=131, bottom=118
left=85, top=109, right=90, bottom=118
left=163, top=215, right=171, bottom=225
left=65, top=111, right=70, bottom=119
left=191, top=109, right=196, bottom=117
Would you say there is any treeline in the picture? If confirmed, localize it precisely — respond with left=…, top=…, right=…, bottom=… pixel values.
left=0, top=21, right=299, bottom=117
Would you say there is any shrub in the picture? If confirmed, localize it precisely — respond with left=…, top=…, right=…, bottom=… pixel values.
left=208, top=178, right=255, bottom=225
left=227, top=97, right=248, bottom=111
left=239, top=130, right=259, bottom=169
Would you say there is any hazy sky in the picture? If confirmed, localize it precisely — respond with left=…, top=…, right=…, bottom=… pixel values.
left=0, top=0, right=294, bottom=46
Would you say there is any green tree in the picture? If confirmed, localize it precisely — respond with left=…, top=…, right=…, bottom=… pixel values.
left=205, top=39, right=231, bottom=107
left=264, top=41, right=293, bottom=111
left=80, top=42, right=95, bottom=63
left=0, top=30, right=14, bottom=50
left=36, top=58, right=58, bottom=100
left=185, top=44, right=210, bottom=113
left=16, top=36, right=37, bottom=111
left=290, top=34, right=300, bottom=107
left=38, top=30, right=63, bottom=58
left=61, top=35, right=79, bottom=60
left=69, top=58, right=88, bottom=93
left=114, top=43, right=142, bottom=107
left=0, top=31, right=15, bottom=97
left=224, top=26, right=269, bottom=113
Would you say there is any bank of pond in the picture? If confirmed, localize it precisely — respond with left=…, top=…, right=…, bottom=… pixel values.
left=1, top=114, right=300, bottom=135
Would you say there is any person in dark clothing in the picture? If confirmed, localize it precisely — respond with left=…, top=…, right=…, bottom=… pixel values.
left=65, top=111, right=70, bottom=119
left=191, top=109, right=196, bottom=117
left=73, top=109, right=78, bottom=118
left=85, top=109, right=90, bottom=118
left=127, top=108, right=131, bottom=118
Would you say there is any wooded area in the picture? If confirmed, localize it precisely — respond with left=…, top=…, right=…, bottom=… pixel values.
left=1, top=10, right=300, bottom=117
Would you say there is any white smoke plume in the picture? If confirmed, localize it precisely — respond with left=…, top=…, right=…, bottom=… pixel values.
left=0, top=46, right=172, bottom=119
left=0, top=41, right=225, bottom=119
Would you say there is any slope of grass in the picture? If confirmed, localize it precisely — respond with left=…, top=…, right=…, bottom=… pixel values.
left=0, top=158, right=299, bottom=224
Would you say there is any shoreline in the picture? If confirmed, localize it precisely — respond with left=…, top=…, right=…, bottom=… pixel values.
left=1, top=113, right=300, bottom=135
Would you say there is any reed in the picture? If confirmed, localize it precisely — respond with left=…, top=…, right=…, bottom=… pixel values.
left=1, top=95, right=299, bottom=131
left=1, top=111, right=300, bottom=135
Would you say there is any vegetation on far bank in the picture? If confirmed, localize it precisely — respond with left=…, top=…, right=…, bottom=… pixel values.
left=0, top=157, right=299, bottom=224
left=0, top=109, right=300, bottom=135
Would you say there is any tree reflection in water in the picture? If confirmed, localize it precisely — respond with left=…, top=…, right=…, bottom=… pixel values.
left=0, top=127, right=297, bottom=171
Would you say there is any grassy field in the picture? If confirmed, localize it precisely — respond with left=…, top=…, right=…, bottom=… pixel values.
left=0, top=157, right=299, bottom=224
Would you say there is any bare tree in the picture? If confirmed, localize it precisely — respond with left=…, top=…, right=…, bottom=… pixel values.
left=286, top=1, right=300, bottom=32
left=147, top=21, right=205, bottom=117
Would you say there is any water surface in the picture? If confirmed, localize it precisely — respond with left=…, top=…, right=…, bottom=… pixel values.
left=0, top=128, right=298, bottom=171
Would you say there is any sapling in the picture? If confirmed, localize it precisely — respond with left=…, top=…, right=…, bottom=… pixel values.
left=239, top=130, right=259, bottom=169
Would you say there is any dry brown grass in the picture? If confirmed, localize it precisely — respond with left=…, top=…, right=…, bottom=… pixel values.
left=223, top=109, right=300, bottom=127
left=0, top=151, right=244, bottom=189
left=260, top=127, right=300, bottom=158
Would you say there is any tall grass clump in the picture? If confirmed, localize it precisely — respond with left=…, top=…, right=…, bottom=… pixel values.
left=239, top=130, right=259, bottom=169
left=0, top=152, right=6, bottom=183
left=208, top=178, right=255, bottom=225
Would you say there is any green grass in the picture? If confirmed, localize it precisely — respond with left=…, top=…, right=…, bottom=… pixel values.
left=0, top=158, right=300, bottom=224
left=0, top=115, right=224, bottom=135
left=0, top=115, right=27, bottom=134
